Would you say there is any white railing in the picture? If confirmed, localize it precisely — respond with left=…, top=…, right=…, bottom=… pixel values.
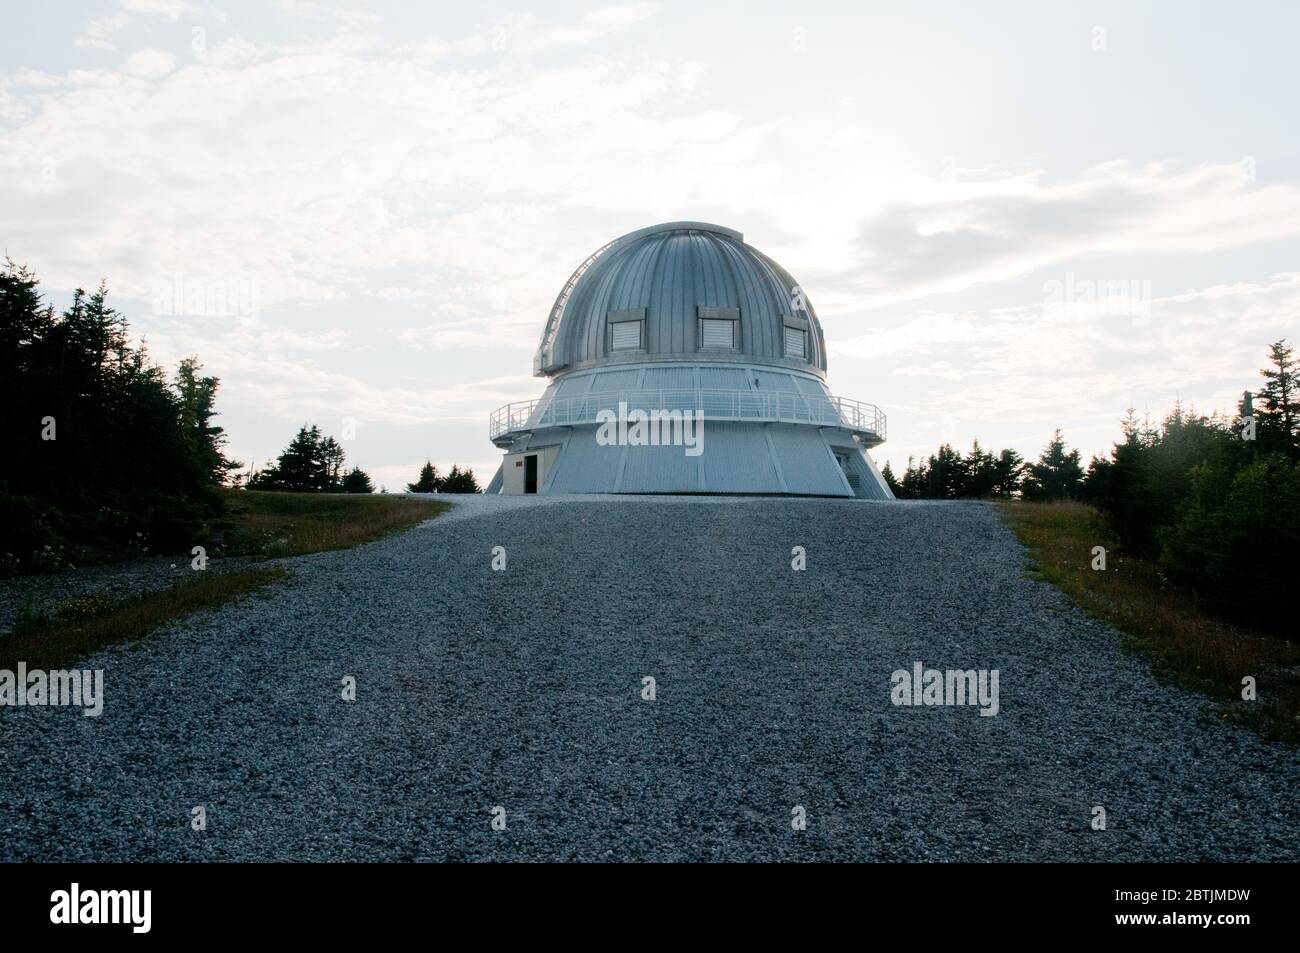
left=533, top=235, right=621, bottom=375
left=490, top=388, right=886, bottom=442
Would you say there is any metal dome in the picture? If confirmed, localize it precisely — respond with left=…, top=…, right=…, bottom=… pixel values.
left=489, top=221, right=893, bottom=500
left=533, top=222, right=827, bottom=378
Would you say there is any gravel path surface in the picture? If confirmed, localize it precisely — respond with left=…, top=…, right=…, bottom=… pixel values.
left=1, top=497, right=1295, bottom=861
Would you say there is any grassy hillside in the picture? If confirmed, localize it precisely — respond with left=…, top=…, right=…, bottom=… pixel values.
left=998, top=500, right=1299, bottom=743
left=213, top=489, right=451, bottom=558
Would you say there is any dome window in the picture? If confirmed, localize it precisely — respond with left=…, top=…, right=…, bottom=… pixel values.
left=607, top=308, right=645, bottom=352
left=698, top=306, right=740, bottom=350
left=784, top=314, right=810, bottom=360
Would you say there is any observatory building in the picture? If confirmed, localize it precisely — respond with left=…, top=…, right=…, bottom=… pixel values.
left=486, top=222, right=893, bottom=498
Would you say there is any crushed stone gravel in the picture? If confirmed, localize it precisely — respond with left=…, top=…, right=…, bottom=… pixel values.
left=0, top=496, right=1294, bottom=861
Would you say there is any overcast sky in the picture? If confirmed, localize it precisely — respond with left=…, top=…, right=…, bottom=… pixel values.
left=3, top=0, right=1298, bottom=487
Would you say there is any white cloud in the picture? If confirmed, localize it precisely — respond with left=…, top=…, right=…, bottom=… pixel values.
left=122, top=49, right=178, bottom=78
left=815, top=161, right=1300, bottom=312
left=0, top=25, right=753, bottom=328
left=74, top=12, right=131, bottom=51
left=121, top=0, right=201, bottom=21
left=511, top=2, right=657, bottom=54
left=826, top=125, right=864, bottom=148
left=74, top=0, right=200, bottom=51
left=394, top=4, right=656, bottom=64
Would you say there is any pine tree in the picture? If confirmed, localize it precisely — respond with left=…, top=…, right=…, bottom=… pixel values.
left=1, top=261, right=228, bottom=566
left=992, top=448, right=1024, bottom=497
left=925, top=443, right=966, bottom=498
left=320, top=436, right=346, bottom=491
left=1256, top=339, right=1299, bottom=455
left=962, top=439, right=997, bottom=497
left=175, top=357, right=241, bottom=483
left=82, top=283, right=127, bottom=386
left=280, top=425, right=325, bottom=491
left=899, top=456, right=927, bottom=499
left=250, top=425, right=345, bottom=492
left=407, top=461, right=441, bottom=493
left=1022, top=430, right=1084, bottom=501
left=341, top=467, right=374, bottom=494
left=880, top=461, right=900, bottom=496
left=440, top=464, right=481, bottom=494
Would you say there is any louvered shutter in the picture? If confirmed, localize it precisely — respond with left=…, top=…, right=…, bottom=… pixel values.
left=784, top=327, right=806, bottom=358
left=700, top=318, right=735, bottom=349
left=610, top=321, right=641, bottom=350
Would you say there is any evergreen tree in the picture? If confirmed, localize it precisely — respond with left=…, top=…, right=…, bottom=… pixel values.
left=440, top=464, right=481, bottom=494
left=0, top=259, right=227, bottom=569
left=962, top=439, right=997, bottom=498
left=341, top=467, right=374, bottom=494
left=1255, top=338, right=1299, bottom=456
left=899, top=456, right=928, bottom=499
left=992, top=448, right=1025, bottom=497
left=249, top=425, right=348, bottom=492
left=880, top=461, right=900, bottom=496
left=320, top=436, right=346, bottom=491
left=407, top=461, right=441, bottom=493
left=924, top=443, right=966, bottom=498
left=1021, top=430, right=1084, bottom=501
left=1160, top=454, right=1300, bottom=635
left=175, top=357, right=240, bottom=484
left=278, top=425, right=326, bottom=491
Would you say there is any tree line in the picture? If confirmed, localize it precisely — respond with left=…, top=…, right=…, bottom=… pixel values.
left=406, top=460, right=481, bottom=494
left=247, top=430, right=481, bottom=494
left=246, top=425, right=373, bottom=493
left=882, top=340, right=1298, bottom=636
left=1, top=259, right=237, bottom=572
left=1084, top=340, right=1297, bottom=636
left=1, top=259, right=484, bottom=575
left=882, top=434, right=1083, bottom=501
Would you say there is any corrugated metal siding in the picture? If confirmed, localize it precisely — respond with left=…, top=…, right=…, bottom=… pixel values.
left=545, top=224, right=826, bottom=373
left=839, top=446, right=893, bottom=499
left=792, top=374, right=837, bottom=421
left=857, top=450, right=895, bottom=500
left=587, top=367, right=642, bottom=395
left=510, top=420, right=859, bottom=497
left=639, top=365, right=695, bottom=390
left=635, top=366, right=697, bottom=413
left=752, top=370, right=801, bottom=393
left=698, top=365, right=752, bottom=390
left=698, top=422, right=782, bottom=493
left=619, top=442, right=701, bottom=493
left=545, top=431, right=624, bottom=493
left=554, top=374, right=594, bottom=398
left=769, top=425, right=849, bottom=495
left=792, top=376, right=827, bottom=399
left=560, top=367, right=644, bottom=422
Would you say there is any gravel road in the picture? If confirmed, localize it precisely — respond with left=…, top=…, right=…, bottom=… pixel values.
left=1, top=497, right=1295, bottom=861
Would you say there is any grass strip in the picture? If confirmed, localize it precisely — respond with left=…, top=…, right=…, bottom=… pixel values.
left=1, top=567, right=289, bottom=672
left=996, top=500, right=1299, bottom=744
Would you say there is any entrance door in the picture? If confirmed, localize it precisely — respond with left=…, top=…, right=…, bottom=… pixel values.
left=835, top=452, right=860, bottom=492
left=524, top=454, right=538, bottom=494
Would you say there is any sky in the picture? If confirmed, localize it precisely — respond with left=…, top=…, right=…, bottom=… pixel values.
left=3, top=0, right=1298, bottom=489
